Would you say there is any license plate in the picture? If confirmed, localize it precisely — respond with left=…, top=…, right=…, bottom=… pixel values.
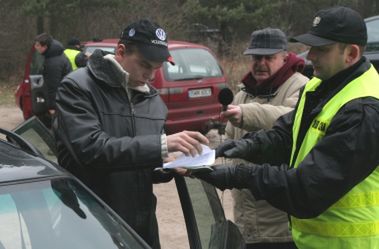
left=188, top=88, right=212, bottom=98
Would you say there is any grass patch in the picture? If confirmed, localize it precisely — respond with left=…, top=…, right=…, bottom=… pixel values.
left=220, top=57, right=250, bottom=93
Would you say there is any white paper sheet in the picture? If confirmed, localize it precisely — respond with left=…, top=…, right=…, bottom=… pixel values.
left=163, top=144, right=215, bottom=169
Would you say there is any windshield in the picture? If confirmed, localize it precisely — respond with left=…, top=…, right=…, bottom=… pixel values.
left=0, top=178, right=147, bottom=249
left=163, top=48, right=223, bottom=81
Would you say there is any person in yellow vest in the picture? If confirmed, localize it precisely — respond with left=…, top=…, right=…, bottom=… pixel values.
left=64, top=37, right=87, bottom=70
left=193, top=6, right=379, bottom=249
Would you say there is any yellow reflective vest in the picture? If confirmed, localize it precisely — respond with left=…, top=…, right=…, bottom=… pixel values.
left=64, top=48, right=80, bottom=70
left=290, top=65, right=379, bottom=249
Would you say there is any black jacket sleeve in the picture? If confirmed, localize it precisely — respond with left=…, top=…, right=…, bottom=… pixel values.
left=234, top=98, right=379, bottom=218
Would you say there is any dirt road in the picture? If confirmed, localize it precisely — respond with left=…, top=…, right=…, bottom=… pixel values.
left=0, top=106, right=234, bottom=249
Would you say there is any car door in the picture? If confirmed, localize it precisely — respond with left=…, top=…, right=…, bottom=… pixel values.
left=28, top=48, right=49, bottom=116
left=12, top=117, right=245, bottom=249
left=30, top=74, right=49, bottom=115
left=12, top=116, right=57, bottom=163
left=175, top=176, right=245, bottom=249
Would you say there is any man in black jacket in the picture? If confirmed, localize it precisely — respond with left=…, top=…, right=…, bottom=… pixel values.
left=34, top=33, right=72, bottom=128
left=53, top=19, right=208, bottom=249
left=195, top=6, right=379, bottom=249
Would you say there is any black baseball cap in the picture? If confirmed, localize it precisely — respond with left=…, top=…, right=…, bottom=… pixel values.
left=120, top=19, right=173, bottom=63
left=68, top=37, right=81, bottom=46
left=244, top=28, right=287, bottom=55
left=291, top=6, right=367, bottom=46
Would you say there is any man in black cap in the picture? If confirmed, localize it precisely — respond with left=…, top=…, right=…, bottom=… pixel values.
left=220, top=27, right=308, bottom=249
left=194, top=6, right=379, bottom=249
left=53, top=19, right=209, bottom=249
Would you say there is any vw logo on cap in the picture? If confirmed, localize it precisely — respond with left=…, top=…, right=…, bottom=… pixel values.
left=313, top=16, right=321, bottom=27
left=129, top=28, right=136, bottom=37
left=156, top=28, right=166, bottom=41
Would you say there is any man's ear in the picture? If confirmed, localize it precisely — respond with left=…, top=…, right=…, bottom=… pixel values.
left=345, top=44, right=360, bottom=65
left=115, top=43, right=126, bottom=57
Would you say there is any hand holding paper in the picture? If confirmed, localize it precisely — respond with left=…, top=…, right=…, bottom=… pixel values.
left=163, top=144, right=215, bottom=169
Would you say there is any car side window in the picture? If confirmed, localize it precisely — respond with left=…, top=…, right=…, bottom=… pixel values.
left=13, top=116, right=57, bottom=163
left=175, top=176, right=245, bottom=249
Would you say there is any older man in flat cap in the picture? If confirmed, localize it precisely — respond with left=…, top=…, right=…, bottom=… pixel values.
left=221, top=27, right=308, bottom=249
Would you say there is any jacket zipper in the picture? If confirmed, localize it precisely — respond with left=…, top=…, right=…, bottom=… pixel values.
left=131, top=105, right=136, bottom=136
left=123, top=87, right=136, bottom=136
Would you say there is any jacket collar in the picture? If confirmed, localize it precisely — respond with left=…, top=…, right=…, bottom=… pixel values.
left=88, top=49, right=126, bottom=88
left=312, top=57, right=369, bottom=99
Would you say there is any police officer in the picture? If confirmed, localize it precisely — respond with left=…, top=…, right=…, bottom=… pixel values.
left=64, top=37, right=87, bottom=70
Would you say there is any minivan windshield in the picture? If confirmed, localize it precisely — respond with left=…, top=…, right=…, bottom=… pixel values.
left=163, top=48, right=223, bottom=81
left=0, top=178, right=147, bottom=249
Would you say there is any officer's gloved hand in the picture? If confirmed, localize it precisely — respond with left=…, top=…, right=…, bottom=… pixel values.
left=215, top=139, right=236, bottom=158
left=193, top=164, right=236, bottom=191
left=216, top=139, right=255, bottom=161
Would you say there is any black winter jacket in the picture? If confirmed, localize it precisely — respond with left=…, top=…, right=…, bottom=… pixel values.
left=54, top=50, right=167, bottom=248
left=42, top=39, right=72, bottom=109
left=229, top=58, right=379, bottom=218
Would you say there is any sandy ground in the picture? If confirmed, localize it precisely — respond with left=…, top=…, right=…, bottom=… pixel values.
left=0, top=106, right=234, bottom=249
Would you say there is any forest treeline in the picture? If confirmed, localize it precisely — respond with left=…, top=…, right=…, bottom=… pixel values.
left=0, top=0, right=378, bottom=81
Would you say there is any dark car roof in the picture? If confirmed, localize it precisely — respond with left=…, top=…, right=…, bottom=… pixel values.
left=0, top=139, right=64, bottom=183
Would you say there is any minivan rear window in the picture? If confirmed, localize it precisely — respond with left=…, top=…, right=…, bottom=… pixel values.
left=163, top=48, right=223, bottom=81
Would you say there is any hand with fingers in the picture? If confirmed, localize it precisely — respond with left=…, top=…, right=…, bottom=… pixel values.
left=166, top=130, right=209, bottom=157
left=221, top=104, right=242, bottom=127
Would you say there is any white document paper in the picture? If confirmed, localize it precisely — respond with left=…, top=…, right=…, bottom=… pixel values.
left=163, top=144, right=215, bottom=169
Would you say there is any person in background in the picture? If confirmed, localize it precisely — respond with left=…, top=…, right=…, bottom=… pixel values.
left=53, top=19, right=209, bottom=249
left=221, top=28, right=308, bottom=249
left=64, top=37, right=87, bottom=70
left=34, top=33, right=71, bottom=128
left=195, top=6, right=379, bottom=249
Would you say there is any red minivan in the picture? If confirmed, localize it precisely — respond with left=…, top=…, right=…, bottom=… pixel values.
left=15, top=39, right=228, bottom=134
